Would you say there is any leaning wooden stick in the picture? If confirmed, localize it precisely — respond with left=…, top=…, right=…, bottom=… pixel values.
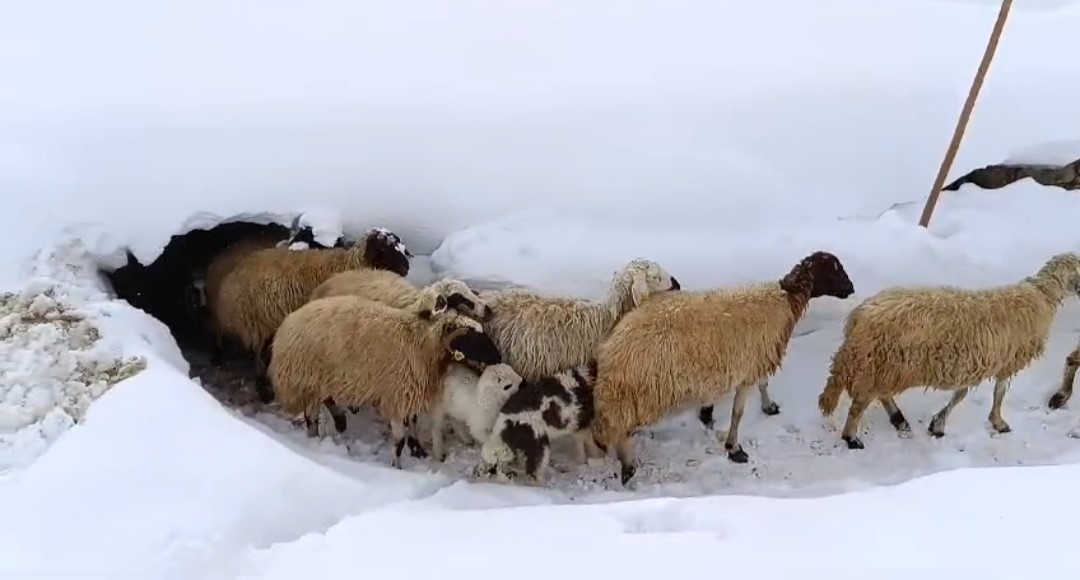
left=918, top=0, right=1014, bottom=228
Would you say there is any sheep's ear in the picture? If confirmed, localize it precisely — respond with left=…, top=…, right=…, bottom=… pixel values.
left=630, top=269, right=649, bottom=306
left=432, top=295, right=448, bottom=315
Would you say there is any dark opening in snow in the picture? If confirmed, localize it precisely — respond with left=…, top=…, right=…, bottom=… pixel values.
left=97, top=217, right=345, bottom=406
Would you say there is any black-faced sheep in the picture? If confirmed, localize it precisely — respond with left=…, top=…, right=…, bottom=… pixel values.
left=478, top=258, right=681, bottom=381
left=479, top=361, right=599, bottom=485
left=430, top=362, right=524, bottom=461
left=214, top=227, right=410, bottom=399
left=268, top=293, right=502, bottom=467
left=310, top=269, right=492, bottom=321
left=819, top=251, right=1080, bottom=449
left=591, top=251, right=854, bottom=485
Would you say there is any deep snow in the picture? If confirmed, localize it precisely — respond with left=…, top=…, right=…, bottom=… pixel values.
left=6, top=0, right=1080, bottom=576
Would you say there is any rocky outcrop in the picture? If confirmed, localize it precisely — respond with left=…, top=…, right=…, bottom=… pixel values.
left=944, top=158, right=1080, bottom=192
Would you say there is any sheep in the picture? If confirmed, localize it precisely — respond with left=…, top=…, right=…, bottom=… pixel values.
left=819, top=252, right=1080, bottom=449
left=429, top=362, right=524, bottom=462
left=203, top=233, right=284, bottom=361
left=479, top=361, right=600, bottom=485
left=478, top=258, right=681, bottom=382
left=267, top=293, right=503, bottom=468
left=1049, top=344, right=1080, bottom=410
left=590, top=251, right=854, bottom=485
left=310, top=269, right=492, bottom=321
left=214, top=227, right=411, bottom=399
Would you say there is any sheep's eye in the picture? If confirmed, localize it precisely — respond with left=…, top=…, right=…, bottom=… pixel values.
left=503, top=383, right=513, bottom=390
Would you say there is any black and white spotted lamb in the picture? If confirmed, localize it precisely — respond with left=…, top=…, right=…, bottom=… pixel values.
left=479, top=361, right=599, bottom=484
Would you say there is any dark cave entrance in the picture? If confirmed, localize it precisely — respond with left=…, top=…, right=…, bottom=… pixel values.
left=97, top=217, right=343, bottom=407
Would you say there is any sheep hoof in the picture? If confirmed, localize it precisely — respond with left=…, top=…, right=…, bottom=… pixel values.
left=406, top=436, right=428, bottom=458
left=1049, top=392, right=1069, bottom=410
left=992, top=423, right=1012, bottom=434
left=762, top=402, right=781, bottom=416
left=842, top=436, right=864, bottom=450
left=620, top=464, right=636, bottom=486
left=727, top=447, right=750, bottom=464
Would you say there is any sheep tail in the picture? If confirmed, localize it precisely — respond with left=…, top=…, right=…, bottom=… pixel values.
left=818, top=372, right=845, bottom=417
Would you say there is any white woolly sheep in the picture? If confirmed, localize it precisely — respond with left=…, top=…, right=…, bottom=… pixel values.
left=310, top=269, right=492, bottom=321
left=214, top=227, right=411, bottom=399
left=478, top=258, right=681, bottom=381
left=429, top=362, right=524, bottom=461
left=479, top=361, right=600, bottom=485
left=268, top=293, right=503, bottom=467
left=819, top=251, right=1080, bottom=449
left=590, top=251, right=854, bottom=485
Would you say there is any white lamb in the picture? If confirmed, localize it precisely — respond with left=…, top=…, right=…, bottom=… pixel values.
left=430, top=362, right=524, bottom=461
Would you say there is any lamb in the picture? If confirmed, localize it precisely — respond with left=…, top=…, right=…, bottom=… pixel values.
left=478, top=258, right=681, bottom=381
left=819, top=251, right=1080, bottom=449
left=268, top=293, right=503, bottom=467
left=429, top=362, right=524, bottom=461
left=310, top=269, right=492, bottom=321
left=213, top=227, right=411, bottom=399
left=590, top=251, right=854, bottom=485
left=479, top=362, right=600, bottom=485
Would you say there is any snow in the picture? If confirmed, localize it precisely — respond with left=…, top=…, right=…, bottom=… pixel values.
left=1005, top=139, right=1080, bottom=166
left=6, top=0, right=1080, bottom=576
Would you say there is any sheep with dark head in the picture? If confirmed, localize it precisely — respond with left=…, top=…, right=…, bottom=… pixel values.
left=821, top=251, right=1080, bottom=449
left=213, top=227, right=411, bottom=398
left=591, top=251, right=854, bottom=485
left=268, top=294, right=502, bottom=467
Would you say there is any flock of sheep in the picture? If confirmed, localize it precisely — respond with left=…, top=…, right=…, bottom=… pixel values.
left=190, top=222, right=1080, bottom=486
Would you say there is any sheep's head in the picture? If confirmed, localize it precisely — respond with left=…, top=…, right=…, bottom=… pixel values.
left=1035, top=252, right=1080, bottom=299
left=443, top=317, right=503, bottom=365
left=416, top=291, right=451, bottom=320
left=625, top=258, right=682, bottom=307
left=476, top=363, right=524, bottom=409
left=434, top=279, right=492, bottom=321
left=781, top=251, right=853, bottom=299
left=360, top=227, right=411, bottom=277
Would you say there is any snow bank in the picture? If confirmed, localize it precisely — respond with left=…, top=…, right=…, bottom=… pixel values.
left=433, top=181, right=1080, bottom=303
left=235, top=462, right=1080, bottom=579
left=4, top=0, right=1080, bottom=270
left=1005, top=139, right=1080, bottom=166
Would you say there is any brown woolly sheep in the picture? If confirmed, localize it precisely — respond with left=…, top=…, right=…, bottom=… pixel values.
left=478, top=258, right=681, bottom=382
left=214, top=227, right=410, bottom=399
left=310, top=269, right=491, bottom=321
left=819, top=251, right=1080, bottom=449
left=203, top=233, right=284, bottom=358
left=268, top=294, right=503, bottom=467
left=591, top=251, right=854, bottom=485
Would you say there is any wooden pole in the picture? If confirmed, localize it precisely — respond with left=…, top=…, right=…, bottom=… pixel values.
left=918, top=0, right=1013, bottom=228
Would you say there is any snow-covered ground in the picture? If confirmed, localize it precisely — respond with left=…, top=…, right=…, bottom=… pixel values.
left=6, top=0, right=1080, bottom=577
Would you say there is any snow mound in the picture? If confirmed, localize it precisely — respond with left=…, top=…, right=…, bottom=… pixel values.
left=0, top=241, right=149, bottom=473
left=1005, top=139, right=1080, bottom=166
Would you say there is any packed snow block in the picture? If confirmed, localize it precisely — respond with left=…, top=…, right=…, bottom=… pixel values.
left=0, top=289, right=145, bottom=472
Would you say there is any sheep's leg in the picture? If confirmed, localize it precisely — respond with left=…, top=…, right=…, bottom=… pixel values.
left=303, top=411, right=320, bottom=438
left=723, top=385, right=752, bottom=463
left=405, top=414, right=428, bottom=459
left=430, top=403, right=447, bottom=462
left=928, top=388, right=969, bottom=438
left=253, top=338, right=275, bottom=403
left=527, top=441, right=552, bottom=486
left=615, top=437, right=636, bottom=485
left=840, top=396, right=871, bottom=449
left=758, top=380, right=780, bottom=416
left=323, top=397, right=348, bottom=434
left=697, top=405, right=716, bottom=430
left=988, top=377, right=1012, bottom=434
left=580, top=429, right=606, bottom=459
left=879, top=396, right=911, bottom=434
left=1050, top=347, right=1080, bottom=409
left=390, top=419, right=408, bottom=468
